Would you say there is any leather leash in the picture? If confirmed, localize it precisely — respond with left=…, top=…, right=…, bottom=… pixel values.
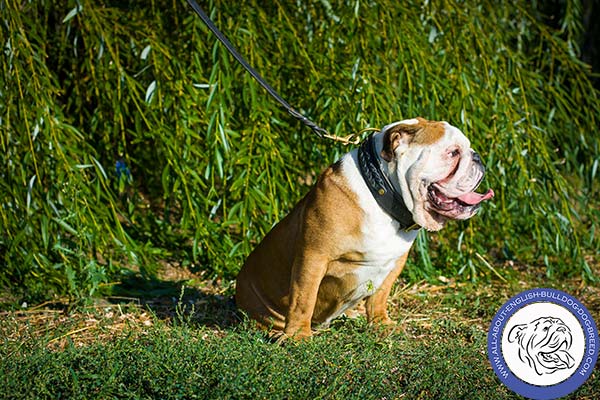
left=185, top=1, right=418, bottom=227
left=185, top=0, right=361, bottom=145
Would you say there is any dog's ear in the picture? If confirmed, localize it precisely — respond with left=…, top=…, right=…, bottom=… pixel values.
left=381, top=123, right=421, bottom=162
left=508, top=324, right=527, bottom=344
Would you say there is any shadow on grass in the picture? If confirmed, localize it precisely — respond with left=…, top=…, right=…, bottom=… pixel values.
left=108, top=274, right=241, bottom=330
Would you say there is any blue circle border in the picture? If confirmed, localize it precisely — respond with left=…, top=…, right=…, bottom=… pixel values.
left=487, top=288, right=598, bottom=400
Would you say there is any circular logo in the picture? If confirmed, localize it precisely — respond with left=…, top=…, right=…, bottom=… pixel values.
left=488, top=288, right=598, bottom=400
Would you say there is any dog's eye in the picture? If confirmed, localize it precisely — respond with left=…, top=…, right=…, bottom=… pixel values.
left=449, top=149, right=460, bottom=158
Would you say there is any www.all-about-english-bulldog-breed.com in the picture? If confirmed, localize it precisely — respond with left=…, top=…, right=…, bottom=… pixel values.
left=236, top=117, right=494, bottom=339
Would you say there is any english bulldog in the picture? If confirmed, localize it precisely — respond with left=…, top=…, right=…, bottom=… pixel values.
left=236, top=117, right=494, bottom=339
left=507, top=317, right=576, bottom=375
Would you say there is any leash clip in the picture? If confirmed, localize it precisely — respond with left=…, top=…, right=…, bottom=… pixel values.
left=322, top=133, right=361, bottom=146
left=186, top=0, right=378, bottom=147
left=323, top=127, right=380, bottom=146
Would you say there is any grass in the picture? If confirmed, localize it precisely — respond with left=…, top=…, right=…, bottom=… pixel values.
left=1, top=324, right=503, bottom=399
left=2, top=265, right=600, bottom=399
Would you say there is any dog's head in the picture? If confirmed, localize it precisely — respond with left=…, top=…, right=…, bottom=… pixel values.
left=379, top=117, right=494, bottom=231
left=507, top=317, right=575, bottom=375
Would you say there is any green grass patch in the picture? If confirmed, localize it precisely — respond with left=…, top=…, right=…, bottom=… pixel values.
left=1, top=323, right=508, bottom=399
left=2, top=274, right=599, bottom=399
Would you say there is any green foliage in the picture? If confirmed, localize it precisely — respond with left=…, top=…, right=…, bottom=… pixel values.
left=0, top=319, right=521, bottom=399
left=2, top=276, right=598, bottom=398
left=0, top=316, right=597, bottom=399
left=1, top=0, right=599, bottom=301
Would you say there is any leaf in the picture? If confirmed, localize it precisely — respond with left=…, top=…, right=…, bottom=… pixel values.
left=62, top=5, right=82, bottom=23
left=41, top=216, right=49, bottom=249
left=26, top=175, right=36, bottom=213
left=145, top=80, right=156, bottom=104
left=91, top=157, right=107, bottom=180
left=428, top=26, right=438, bottom=43
left=52, top=218, right=78, bottom=236
left=140, top=45, right=151, bottom=60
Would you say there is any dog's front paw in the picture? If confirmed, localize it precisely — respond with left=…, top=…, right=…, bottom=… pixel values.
left=367, top=311, right=396, bottom=326
left=375, top=316, right=397, bottom=326
left=374, top=315, right=398, bottom=326
left=282, top=325, right=313, bottom=341
left=269, top=331, right=290, bottom=344
left=370, top=317, right=399, bottom=337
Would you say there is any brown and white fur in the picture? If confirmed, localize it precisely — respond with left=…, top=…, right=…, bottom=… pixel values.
left=235, top=117, right=493, bottom=339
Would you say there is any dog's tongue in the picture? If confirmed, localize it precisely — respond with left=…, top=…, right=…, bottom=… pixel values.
left=457, top=188, right=495, bottom=205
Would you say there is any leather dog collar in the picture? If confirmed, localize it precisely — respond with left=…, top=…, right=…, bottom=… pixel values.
left=357, top=133, right=419, bottom=231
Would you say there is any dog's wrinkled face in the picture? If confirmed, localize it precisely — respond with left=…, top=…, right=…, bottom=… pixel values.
left=507, top=317, right=575, bottom=375
left=380, top=117, right=494, bottom=231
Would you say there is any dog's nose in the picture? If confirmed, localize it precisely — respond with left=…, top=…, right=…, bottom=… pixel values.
left=472, top=151, right=485, bottom=175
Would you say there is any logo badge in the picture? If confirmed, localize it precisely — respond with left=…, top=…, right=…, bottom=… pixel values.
left=488, top=288, right=598, bottom=399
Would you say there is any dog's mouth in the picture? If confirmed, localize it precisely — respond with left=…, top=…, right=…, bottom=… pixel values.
left=427, top=183, right=494, bottom=219
left=536, top=339, right=576, bottom=371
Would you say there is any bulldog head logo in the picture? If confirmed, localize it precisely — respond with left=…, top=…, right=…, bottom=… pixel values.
left=507, top=317, right=576, bottom=376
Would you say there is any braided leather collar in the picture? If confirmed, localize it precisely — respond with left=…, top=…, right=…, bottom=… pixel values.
left=357, top=133, right=419, bottom=231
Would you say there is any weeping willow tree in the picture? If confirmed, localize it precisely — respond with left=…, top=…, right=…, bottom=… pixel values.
left=1, top=0, right=598, bottom=302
